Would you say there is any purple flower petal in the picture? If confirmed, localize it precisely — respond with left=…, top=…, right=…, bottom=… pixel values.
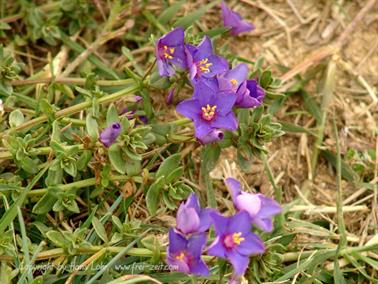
left=198, top=129, right=224, bottom=144
left=188, top=233, right=207, bottom=258
left=257, top=195, right=282, bottom=218
left=235, top=193, right=262, bottom=218
left=159, top=27, right=185, bottom=46
left=185, top=193, right=201, bottom=213
left=225, top=178, right=242, bottom=202
left=228, top=211, right=252, bottom=234
left=176, top=207, right=200, bottom=235
left=227, top=250, right=250, bottom=276
left=207, top=236, right=227, bottom=258
left=189, top=258, right=209, bottom=276
left=219, top=63, right=249, bottom=91
left=198, top=208, right=215, bottom=232
left=236, top=232, right=265, bottom=255
left=194, top=123, right=213, bottom=138
left=221, top=2, right=255, bottom=36
left=210, top=112, right=238, bottom=131
left=200, top=55, right=229, bottom=78
left=99, top=123, right=121, bottom=147
left=192, top=36, right=213, bottom=61
left=168, top=228, right=187, bottom=254
left=252, top=217, right=274, bottom=232
left=235, top=79, right=265, bottom=108
left=176, top=99, right=201, bottom=121
left=213, top=93, right=237, bottom=115
left=209, top=211, right=229, bottom=235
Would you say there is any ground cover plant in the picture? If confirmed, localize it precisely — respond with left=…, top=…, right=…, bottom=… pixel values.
left=0, top=0, right=377, bottom=283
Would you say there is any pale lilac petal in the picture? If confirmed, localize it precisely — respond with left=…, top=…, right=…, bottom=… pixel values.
left=176, top=207, right=200, bottom=235
left=185, top=193, right=201, bottom=213
left=235, top=193, right=262, bottom=218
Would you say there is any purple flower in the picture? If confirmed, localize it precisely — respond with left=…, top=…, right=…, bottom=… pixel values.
left=166, top=229, right=209, bottom=276
left=99, top=123, right=121, bottom=147
left=185, top=36, right=228, bottom=81
left=234, top=79, right=265, bottom=108
left=176, top=193, right=213, bottom=235
left=225, top=178, right=282, bottom=232
left=221, top=2, right=255, bottom=36
left=176, top=80, right=237, bottom=138
left=155, top=27, right=187, bottom=77
left=198, top=129, right=224, bottom=144
left=207, top=211, right=265, bottom=276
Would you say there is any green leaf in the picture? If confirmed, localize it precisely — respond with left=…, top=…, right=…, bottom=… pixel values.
left=86, top=113, right=99, bottom=140
left=77, top=150, right=92, bottom=171
left=108, top=144, right=126, bottom=174
left=106, top=103, right=119, bottom=125
left=46, top=231, right=70, bottom=248
left=158, top=0, right=186, bottom=24
left=45, top=166, right=63, bottom=186
left=199, top=27, right=230, bottom=39
left=156, top=153, right=181, bottom=179
left=146, top=176, right=165, bottom=215
left=166, top=167, right=184, bottom=184
left=92, top=217, right=108, bottom=243
left=9, top=109, right=24, bottom=128
left=200, top=144, right=221, bottom=172
left=173, top=0, right=219, bottom=29
left=125, top=158, right=141, bottom=176
left=32, top=191, right=57, bottom=214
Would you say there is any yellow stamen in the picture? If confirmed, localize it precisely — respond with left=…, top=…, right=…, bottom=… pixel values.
left=198, top=58, right=213, bottom=73
left=163, top=45, right=174, bottom=59
left=230, top=79, right=238, bottom=86
left=201, top=104, right=217, bottom=121
left=175, top=252, right=186, bottom=261
left=232, top=232, right=245, bottom=245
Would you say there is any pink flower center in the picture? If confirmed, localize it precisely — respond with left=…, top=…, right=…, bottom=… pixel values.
left=196, top=58, right=212, bottom=75
left=201, top=104, right=217, bottom=121
left=223, top=232, right=245, bottom=249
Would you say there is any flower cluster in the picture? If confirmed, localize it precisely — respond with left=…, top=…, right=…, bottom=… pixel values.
left=154, top=2, right=262, bottom=144
left=166, top=178, right=282, bottom=280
